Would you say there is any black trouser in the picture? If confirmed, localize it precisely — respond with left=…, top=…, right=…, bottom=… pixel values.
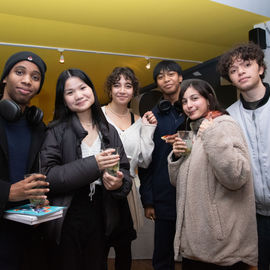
left=257, top=213, right=270, bottom=270
left=0, top=219, right=47, bottom=270
left=153, top=218, right=176, bottom=270
left=47, top=187, right=105, bottom=270
left=104, top=241, right=132, bottom=270
left=182, top=258, right=250, bottom=270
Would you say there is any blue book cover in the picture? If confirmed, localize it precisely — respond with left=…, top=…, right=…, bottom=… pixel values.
left=5, top=204, right=65, bottom=217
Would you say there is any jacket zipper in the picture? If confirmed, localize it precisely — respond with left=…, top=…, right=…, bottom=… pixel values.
left=252, top=111, right=265, bottom=202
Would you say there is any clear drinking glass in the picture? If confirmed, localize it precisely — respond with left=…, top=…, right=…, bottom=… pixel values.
left=106, top=147, right=120, bottom=177
left=177, top=131, right=193, bottom=155
left=24, top=173, right=46, bottom=207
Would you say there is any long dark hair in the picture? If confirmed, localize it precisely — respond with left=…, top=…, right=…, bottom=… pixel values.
left=51, top=68, right=109, bottom=136
left=179, top=79, right=227, bottom=115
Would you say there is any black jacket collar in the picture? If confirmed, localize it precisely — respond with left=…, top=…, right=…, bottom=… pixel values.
left=240, top=83, right=270, bottom=110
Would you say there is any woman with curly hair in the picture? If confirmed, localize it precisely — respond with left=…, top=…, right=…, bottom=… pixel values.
left=103, top=67, right=157, bottom=270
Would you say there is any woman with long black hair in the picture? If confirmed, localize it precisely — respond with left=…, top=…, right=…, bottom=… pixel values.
left=40, top=68, right=131, bottom=270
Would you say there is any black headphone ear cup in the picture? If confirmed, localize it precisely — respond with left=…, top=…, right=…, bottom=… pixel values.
left=158, top=99, right=172, bottom=114
left=0, top=99, right=21, bottom=122
left=25, top=106, right=43, bottom=125
left=173, top=100, right=183, bottom=114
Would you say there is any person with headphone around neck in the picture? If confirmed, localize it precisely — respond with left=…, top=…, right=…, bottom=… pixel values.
left=0, top=51, right=49, bottom=270
left=139, top=60, right=186, bottom=270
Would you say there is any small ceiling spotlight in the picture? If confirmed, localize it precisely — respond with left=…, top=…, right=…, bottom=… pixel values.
left=58, top=48, right=65, bottom=64
left=145, top=57, right=151, bottom=70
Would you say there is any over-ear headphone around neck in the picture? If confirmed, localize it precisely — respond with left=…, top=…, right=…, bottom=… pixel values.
left=0, top=99, right=43, bottom=125
left=157, top=99, right=182, bottom=114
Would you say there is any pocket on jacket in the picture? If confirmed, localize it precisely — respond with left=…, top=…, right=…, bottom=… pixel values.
left=210, top=203, right=224, bottom=241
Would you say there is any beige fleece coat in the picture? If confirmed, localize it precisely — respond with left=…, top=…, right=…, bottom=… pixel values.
left=168, top=115, right=258, bottom=266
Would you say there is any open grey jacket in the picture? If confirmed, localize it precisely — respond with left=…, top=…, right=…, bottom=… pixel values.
left=168, top=115, right=258, bottom=266
left=227, top=83, right=270, bottom=216
left=40, top=114, right=132, bottom=243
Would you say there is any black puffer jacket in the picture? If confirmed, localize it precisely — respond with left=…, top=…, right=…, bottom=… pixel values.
left=40, top=114, right=132, bottom=243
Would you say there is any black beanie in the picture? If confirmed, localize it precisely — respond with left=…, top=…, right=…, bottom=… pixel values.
left=0, top=51, right=47, bottom=94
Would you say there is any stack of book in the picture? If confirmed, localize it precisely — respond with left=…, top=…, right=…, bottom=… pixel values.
left=4, top=204, right=64, bottom=225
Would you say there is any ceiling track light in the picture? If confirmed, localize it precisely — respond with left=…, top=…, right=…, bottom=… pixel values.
left=0, top=42, right=203, bottom=64
left=58, top=48, right=65, bottom=64
left=145, top=57, right=151, bottom=70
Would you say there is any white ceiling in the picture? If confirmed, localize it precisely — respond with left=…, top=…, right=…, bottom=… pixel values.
left=211, top=0, right=270, bottom=17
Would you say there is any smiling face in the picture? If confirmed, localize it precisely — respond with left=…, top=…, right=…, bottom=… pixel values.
left=111, top=75, right=134, bottom=106
left=2, top=61, right=41, bottom=109
left=63, top=76, right=95, bottom=114
left=228, top=58, right=264, bottom=92
left=182, top=86, right=209, bottom=120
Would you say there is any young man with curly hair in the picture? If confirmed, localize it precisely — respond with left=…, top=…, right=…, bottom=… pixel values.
left=218, top=42, right=269, bottom=270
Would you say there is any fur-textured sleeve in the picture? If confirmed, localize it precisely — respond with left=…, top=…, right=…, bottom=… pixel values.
left=167, top=151, right=185, bottom=187
left=200, top=116, right=252, bottom=190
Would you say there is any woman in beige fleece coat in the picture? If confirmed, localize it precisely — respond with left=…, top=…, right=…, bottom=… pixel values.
left=168, top=79, right=258, bottom=270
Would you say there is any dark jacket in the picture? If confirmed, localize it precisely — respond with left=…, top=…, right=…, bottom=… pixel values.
left=0, top=116, right=46, bottom=217
left=139, top=105, right=185, bottom=220
left=40, top=114, right=132, bottom=243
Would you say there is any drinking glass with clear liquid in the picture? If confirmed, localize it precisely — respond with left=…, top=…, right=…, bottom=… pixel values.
left=24, top=173, right=46, bottom=208
left=106, top=147, right=120, bottom=177
left=177, top=131, right=193, bottom=155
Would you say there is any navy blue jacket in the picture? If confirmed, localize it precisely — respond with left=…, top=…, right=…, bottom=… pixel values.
left=139, top=105, right=185, bottom=220
left=0, top=116, right=46, bottom=217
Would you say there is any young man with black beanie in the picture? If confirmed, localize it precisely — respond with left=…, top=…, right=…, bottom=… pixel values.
left=0, top=51, right=49, bottom=270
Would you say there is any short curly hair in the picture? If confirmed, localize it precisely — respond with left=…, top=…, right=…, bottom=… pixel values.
left=217, top=42, right=266, bottom=82
left=105, top=67, right=139, bottom=100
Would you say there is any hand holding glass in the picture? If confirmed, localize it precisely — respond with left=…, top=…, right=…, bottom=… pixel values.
left=105, top=147, right=120, bottom=177
left=177, top=131, right=193, bottom=155
left=24, top=173, right=47, bottom=208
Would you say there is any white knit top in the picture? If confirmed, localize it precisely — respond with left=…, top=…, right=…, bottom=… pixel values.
left=102, top=106, right=156, bottom=177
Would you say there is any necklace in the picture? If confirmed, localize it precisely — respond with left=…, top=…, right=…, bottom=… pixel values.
left=81, top=121, right=93, bottom=126
left=107, top=105, right=129, bottom=118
